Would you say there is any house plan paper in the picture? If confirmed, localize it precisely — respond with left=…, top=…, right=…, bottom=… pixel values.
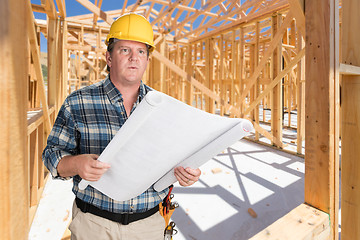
left=79, top=90, right=253, bottom=201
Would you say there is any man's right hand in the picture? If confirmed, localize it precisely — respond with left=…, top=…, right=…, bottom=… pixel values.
left=57, top=154, right=111, bottom=181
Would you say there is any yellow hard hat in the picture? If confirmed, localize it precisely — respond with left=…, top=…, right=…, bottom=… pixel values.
left=105, top=13, right=155, bottom=52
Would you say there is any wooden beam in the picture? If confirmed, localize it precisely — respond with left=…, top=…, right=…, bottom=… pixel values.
left=65, top=44, right=106, bottom=53
left=0, top=0, right=29, bottom=238
left=204, top=38, right=214, bottom=113
left=288, top=0, right=305, bottom=37
left=296, top=32, right=305, bottom=154
left=305, top=1, right=339, bottom=240
left=254, top=21, right=260, bottom=140
left=152, top=50, right=220, bottom=102
left=28, top=0, right=52, bottom=135
left=249, top=204, right=330, bottom=240
left=121, top=0, right=128, bottom=15
left=191, top=1, right=288, bottom=44
left=48, top=18, right=58, bottom=108
left=151, top=0, right=183, bottom=26
left=130, top=0, right=141, bottom=12
left=185, top=0, right=289, bottom=43
left=271, top=14, right=283, bottom=147
left=251, top=120, right=287, bottom=149
left=62, top=20, right=68, bottom=106
left=245, top=48, right=305, bottom=116
left=175, top=0, right=267, bottom=41
left=55, top=0, right=66, bottom=18
left=341, top=0, right=360, bottom=239
left=75, top=0, right=113, bottom=25
left=92, top=0, right=102, bottom=25
left=339, top=63, right=360, bottom=76
left=41, top=0, right=57, bottom=19
left=31, top=3, right=46, bottom=13
left=239, top=11, right=293, bottom=105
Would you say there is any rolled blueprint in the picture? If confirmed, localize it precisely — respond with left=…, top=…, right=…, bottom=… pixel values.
left=78, top=91, right=163, bottom=190
left=153, top=119, right=253, bottom=191
left=79, top=90, right=253, bottom=201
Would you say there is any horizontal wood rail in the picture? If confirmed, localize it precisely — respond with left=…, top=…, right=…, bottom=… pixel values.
left=27, top=106, right=56, bottom=225
left=250, top=204, right=330, bottom=240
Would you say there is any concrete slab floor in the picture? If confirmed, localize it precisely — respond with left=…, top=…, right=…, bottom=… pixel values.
left=29, top=138, right=305, bottom=240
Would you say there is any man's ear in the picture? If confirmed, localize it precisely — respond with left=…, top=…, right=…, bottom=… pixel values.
left=106, top=51, right=112, bottom=67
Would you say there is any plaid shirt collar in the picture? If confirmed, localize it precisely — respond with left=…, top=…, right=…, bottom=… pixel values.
left=104, top=75, right=147, bottom=105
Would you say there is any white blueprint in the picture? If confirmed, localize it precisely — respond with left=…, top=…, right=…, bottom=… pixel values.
left=79, top=90, right=253, bottom=201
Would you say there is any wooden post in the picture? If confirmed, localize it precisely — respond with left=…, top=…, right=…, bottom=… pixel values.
left=341, top=0, right=360, bottom=239
left=0, top=0, right=29, bottom=238
left=205, top=38, right=214, bottom=113
left=254, top=22, right=260, bottom=140
left=249, top=43, right=256, bottom=120
left=239, top=27, right=245, bottom=114
left=29, top=130, right=38, bottom=207
left=305, top=1, right=339, bottom=239
left=296, top=31, right=305, bottom=154
left=62, top=20, right=68, bottom=104
left=48, top=17, right=57, bottom=108
left=219, top=35, right=224, bottom=115
left=55, top=18, right=63, bottom=112
left=230, top=31, right=236, bottom=116
left=271, top=14, right=283, bottom=146
left=186, top=45, right=193, bottom=106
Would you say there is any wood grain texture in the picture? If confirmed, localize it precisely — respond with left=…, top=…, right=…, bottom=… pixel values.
left=305, top=1, right=339, bottom=239
left=0, top=0, right=29, bottom=238
left=341, top=0, right=360, bottom=238
left=250, top=204, right=330, bottom=240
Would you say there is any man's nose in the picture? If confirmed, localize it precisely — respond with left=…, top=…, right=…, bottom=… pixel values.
left=129, top=50, right=139, bottom=61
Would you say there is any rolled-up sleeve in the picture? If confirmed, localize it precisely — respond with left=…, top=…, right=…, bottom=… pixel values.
left=42, top=99, right=79, bottom=180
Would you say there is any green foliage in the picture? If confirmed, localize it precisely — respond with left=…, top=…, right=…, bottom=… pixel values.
left=41, top=64, right=48, bottom=82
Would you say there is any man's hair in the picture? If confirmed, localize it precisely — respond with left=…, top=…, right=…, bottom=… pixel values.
left=106, top=38, right=151, bottom=72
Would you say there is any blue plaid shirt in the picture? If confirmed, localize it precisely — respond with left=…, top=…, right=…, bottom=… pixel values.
left=42, top=75, right=169, bottom=213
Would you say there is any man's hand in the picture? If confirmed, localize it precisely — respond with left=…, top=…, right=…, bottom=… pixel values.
left=57, top=154, right=111, bottom=181
left=174, top=167, right=201, bottom=187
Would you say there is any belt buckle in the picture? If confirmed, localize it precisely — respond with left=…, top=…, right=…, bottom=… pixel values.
left=120, top=211, right=134, bottom=225
left=122, top=214, right=129, bottom=225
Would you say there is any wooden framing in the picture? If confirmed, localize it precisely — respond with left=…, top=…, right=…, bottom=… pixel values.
left=250, top=204, right=330, bottom=240
left=1, top=0, right=29, bottom=239
left=340, top=0, right=360, bottom=239
left=3, top=0, right=358, bottom=239
left=305, top=1, right=339, bottom=239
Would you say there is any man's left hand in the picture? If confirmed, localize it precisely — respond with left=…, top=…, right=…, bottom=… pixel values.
left=174, top=167, right=201, bottom=187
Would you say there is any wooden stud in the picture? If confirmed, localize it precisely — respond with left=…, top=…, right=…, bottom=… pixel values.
left=305, top=1, right=339, bottom=239
left=254, top=22, right=260, bottom=140
left=28, top=1, right=52, bottom=135
left=0, top=0, right=29, bottom=238
left=205, top=38, right=214, bottom=113
left=341, top=0, right=360, bottom=239
left=271, top=14, right=283, bottom=146
left=296, top=31, right=305, bottom=154
left=239, top=11, right=293, bottom=107
left=29, top=129, right=39, bottom=207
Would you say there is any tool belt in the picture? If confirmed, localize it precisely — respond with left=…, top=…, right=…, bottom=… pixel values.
left=75, top=197, right=158, bottom=225
left=159, top=185, right=178, bottom=239
left=159, top=185, right=176, bottom=227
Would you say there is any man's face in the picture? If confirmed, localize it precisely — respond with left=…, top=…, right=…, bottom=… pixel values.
left=106, top=40, right=149, bottom=86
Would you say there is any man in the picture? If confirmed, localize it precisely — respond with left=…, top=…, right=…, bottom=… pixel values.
left=42, top=13, right=201, bottom=240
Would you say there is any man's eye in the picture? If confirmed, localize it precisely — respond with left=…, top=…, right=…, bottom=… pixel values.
left=120, top=48, right=129, bottom=54
left=139, top=50, right=145, bottom=55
